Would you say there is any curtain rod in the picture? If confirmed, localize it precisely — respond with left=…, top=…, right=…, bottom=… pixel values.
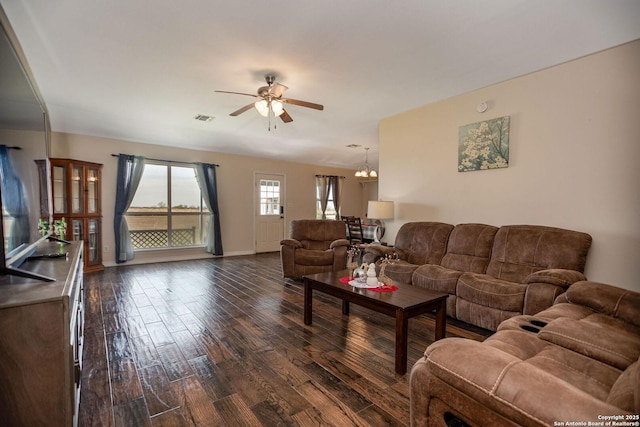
left=111, top=153, right=219, bottom=167
left=315, top=174, right=346, bottom=179
left=1, top=145, right=22, bottom=150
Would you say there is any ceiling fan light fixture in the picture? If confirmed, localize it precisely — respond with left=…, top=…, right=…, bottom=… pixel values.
left=271, top=100, right=284, bottom=117
left=254, top=99, right=269, bottom=117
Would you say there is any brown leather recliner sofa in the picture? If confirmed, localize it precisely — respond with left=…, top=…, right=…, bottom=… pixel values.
left=410, top=280, right=640, bottom=426
left=280, top=219, right=350, bottom=279
left=364, top=222, right=592, bottom=331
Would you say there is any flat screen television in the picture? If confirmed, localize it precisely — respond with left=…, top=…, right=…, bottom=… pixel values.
left=0, top=7, right=54, bottom=282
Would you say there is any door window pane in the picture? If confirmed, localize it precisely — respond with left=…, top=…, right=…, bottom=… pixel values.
left=260, top=179, right=280, bottom=215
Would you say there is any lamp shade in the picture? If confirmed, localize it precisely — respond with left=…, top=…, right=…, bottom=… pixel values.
left=254, top=99, right=269, bottom=117
left=271, top=100, right=284, bottom=116
left=368, top=200, right=394, bottom=219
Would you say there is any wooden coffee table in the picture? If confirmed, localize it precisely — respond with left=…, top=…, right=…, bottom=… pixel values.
left=303, top=270, right=448, bottom=375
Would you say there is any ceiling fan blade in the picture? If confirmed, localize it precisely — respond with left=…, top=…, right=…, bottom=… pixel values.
left=280, top=110, right=293, bottom=123
left=230, top=103, right=255, bottom=116
left=282, top=98, right=324, bottom=110
left=270, top=83, right=288, bottom=98
left=215, top=90, right=258, bottom=98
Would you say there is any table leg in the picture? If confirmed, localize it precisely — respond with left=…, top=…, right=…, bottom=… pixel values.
left=395, top=308, right=409, bottom=375
left=303, top=281, right=312, bottom=325
left=342, top=300, right=350, bottom=315
left=434, top=299, right=447, bottom=340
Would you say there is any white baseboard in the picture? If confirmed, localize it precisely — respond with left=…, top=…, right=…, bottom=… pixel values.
left=103, top=249, right=258, bottom=268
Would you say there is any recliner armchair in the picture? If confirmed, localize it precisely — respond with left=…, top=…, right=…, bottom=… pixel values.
left=280, top=219, right=350, bottom=279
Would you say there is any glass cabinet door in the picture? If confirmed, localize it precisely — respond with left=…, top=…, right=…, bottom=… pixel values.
left=87, top=219, right=100, bottom=265
left=71, top=219, right=83, bottom=242
left=71, top=165, right=83, bottom=214
left=87, top=167, right=99, bottom=214
left=53, top=165, right=67, bottom=214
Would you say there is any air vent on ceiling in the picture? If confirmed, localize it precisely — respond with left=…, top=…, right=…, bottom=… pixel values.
left=194, top=114, right=214, bottom=122
left=346, top=144, right=361, bottom=148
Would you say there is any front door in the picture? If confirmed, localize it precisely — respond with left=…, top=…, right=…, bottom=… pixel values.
left=255, top=173, right=285, bottom=253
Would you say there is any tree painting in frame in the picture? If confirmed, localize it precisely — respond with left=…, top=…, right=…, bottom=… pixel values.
left=458, top=116, right=510, bottom=172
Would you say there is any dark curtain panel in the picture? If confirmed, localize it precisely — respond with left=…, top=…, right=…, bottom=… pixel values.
left=328, top=176, right=344, bottom=219
left=195, top=163, right=223, bottom=255
left=114, top=154, right=145, bottom=263
left=0, top=145, right=30, bottom=251
left=316, top=175, right=345, bottom=220
left=316, top=175, right=329, bottom=219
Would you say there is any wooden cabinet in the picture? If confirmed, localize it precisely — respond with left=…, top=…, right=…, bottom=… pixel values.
left=49, top=158, right=103, bottom=272
left=0, top=241, right=84, bottom=426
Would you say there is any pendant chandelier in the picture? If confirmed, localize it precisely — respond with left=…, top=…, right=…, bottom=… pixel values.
left=355, top=147, right=377, bottom=178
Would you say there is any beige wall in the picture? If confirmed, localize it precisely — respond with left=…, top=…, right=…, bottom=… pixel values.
left=50, top=132, right=363, bottom=266
left=379, top=40, right=640, bottom=291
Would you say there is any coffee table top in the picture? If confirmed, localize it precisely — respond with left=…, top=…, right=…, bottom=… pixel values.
left=303, top=270, right=448, bottom=310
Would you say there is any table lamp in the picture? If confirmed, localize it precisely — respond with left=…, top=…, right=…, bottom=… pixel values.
left=367, top=200, right=394, bottom=243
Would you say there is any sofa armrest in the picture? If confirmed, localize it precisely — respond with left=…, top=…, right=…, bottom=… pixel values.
left=362, top=245, right=404, bottom=264
left=523, top=282, right=566, bottom=315
left=280, top=239, right=303, bottom=249
left=524, top=268, right=586, bottom=288
left=329, top=239, right=350, bottom=249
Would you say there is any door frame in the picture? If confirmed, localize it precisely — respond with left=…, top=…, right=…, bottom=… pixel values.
left=253, top=171, right=286, bottom=253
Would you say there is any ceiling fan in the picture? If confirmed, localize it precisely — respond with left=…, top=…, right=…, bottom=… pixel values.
left=215, top=74, right=323, bottom=128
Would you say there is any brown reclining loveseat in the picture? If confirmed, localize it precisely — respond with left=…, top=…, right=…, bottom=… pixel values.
left=410, top=280, right=640, bottom=426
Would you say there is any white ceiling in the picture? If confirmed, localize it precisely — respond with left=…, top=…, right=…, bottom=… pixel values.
left=2, top=0, right=639, bottom=169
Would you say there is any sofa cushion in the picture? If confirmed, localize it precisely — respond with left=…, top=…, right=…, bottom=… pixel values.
left=294, top=248, right=335, bottom=266
left=456, top=299, right=522, bottom=331
left=412, top=264, right=462, bottom=294
left=440, top=223, right=498, bottom=273
left=412, top=264, right=462, bottom=317
left=393, top=222, right=454, bottom=266
left=457, top=273, right=527, bottom=312
left=486, top=225, right=592, bottom=283
left=538, top=316, right=640, bottom=370
left=382, top=260, right=420, bottom=284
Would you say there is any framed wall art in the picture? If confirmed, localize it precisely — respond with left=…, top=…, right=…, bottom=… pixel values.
left=458, top=116, right=510, bottom=172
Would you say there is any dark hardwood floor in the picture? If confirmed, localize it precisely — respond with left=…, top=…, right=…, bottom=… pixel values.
left=79, top=252, right=491, bottom=426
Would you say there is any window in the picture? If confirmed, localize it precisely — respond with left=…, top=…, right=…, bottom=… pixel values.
left=259, top=179, right=280, bottom=215
left=126, top=162, right=208, bottom=249
left=316, top=186, right=337, bottom=220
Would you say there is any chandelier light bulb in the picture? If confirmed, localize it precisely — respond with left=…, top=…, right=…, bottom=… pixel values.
left=354, top=146, right=378, bottom=179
